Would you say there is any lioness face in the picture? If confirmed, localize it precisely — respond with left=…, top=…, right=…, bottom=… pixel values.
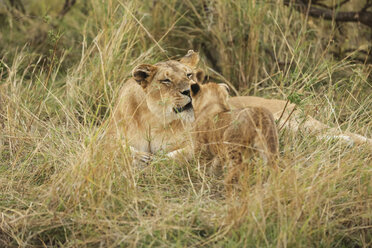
left=132, top=51, right=201, bottom=123
left=190, top=82, right=230, bottom=115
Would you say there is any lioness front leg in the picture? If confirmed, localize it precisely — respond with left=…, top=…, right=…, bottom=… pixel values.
left=166, top=145, right=194, bottom=162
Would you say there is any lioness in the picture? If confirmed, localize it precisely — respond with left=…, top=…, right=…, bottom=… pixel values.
left=106, top=50, right=371, bottom=166
left=105, top=50, right=201, bottom=165
left=190, top=82, right=278, bottom=170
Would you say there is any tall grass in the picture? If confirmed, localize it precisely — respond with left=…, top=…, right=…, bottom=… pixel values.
left=1, top=0, right=371, bottom=247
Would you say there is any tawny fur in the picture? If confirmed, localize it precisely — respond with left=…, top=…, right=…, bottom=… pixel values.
left=228, top=96, right=372, bottom=148
left=190, top=83, right=279, bottom=187
left=104, top=51, right=201, bottom=166
left=103, top=50, right=372, bottom=168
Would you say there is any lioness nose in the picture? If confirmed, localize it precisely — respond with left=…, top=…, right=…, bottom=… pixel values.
left=181, top=89, right=190, bottom=97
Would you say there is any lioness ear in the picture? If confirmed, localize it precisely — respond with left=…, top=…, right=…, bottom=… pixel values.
left=180, top=50, right=199, bottom=68
left=132, top=64, right=158, bottom=88
left=190, top=83, right=200, bottom=96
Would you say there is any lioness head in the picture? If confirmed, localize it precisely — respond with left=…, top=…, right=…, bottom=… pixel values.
left=132, top=50, right=203, bottom=122
left=190, top=82, right=230, bottom=115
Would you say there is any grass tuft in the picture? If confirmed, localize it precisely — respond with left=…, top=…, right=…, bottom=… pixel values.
left=1, top=0, right=371, bottom=247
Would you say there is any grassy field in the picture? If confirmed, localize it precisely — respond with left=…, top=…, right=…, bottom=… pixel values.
left=0, top=0, right=371, bottom=247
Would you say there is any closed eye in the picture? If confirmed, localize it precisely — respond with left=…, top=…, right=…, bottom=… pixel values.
left=160, top=78, right=171, bottom=84
left=186, top=73, right=193, bottom=79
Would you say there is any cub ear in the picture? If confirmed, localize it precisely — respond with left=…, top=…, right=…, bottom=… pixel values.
left=194, top=69, right=205, bottom=84
left=132, top=64, right=158, bottom=87
left=190, top=83, right=200, bottom=96
left=180, top=50, right=199, bottom=68
left=218, top=83, right=230, bottom=93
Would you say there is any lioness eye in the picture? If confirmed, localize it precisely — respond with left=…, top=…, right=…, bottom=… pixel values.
left=160, top=79, right=171, bottom=84
left=187, top=73, right=193, bottom=79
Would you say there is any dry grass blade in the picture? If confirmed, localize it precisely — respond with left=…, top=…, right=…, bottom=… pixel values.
left=0, top=0, right=371, bottom=247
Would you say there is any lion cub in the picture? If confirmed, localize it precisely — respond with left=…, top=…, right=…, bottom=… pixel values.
left=190, top=82, right=279, bottom=185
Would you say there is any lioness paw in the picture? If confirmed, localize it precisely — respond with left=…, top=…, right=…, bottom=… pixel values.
left=131, top=150, right=153, bottom=169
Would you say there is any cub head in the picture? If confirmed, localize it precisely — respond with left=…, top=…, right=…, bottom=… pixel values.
left=190, top=82, right=230, bottom=115
left=132, top=50, right=203, bottom=122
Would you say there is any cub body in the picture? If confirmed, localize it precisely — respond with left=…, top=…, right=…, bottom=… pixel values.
left=190, top=82, right=279, bottom=180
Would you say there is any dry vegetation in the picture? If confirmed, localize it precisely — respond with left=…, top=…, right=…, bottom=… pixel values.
left=0, top=0, right=371, bottom=247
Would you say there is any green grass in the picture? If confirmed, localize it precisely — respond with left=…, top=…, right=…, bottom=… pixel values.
left=1, top=0, right=371, bottom=247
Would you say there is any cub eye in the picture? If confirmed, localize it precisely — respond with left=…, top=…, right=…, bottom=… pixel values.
left=160, top=79, right=171, bottom=85
left=186, top=73, right=193, bottom=79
